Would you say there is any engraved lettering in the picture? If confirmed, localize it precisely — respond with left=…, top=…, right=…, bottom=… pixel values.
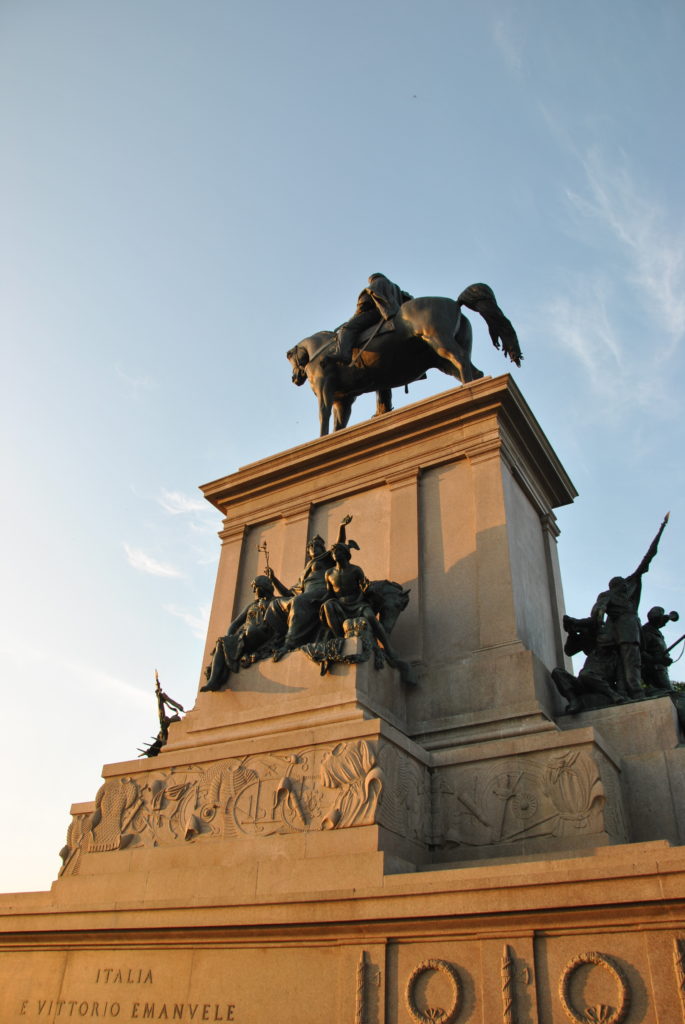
left=19, top=996, right=237, bottom=1023
left=96, top=967, right=154, bottom=985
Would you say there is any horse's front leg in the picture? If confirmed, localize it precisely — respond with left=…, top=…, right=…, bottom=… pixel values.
left=375, top=388, right=393, bottom=416
left=318, top=378, right=335, bottom=436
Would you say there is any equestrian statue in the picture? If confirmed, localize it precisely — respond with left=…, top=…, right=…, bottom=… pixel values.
left=287, top=275, right=522, bottom=436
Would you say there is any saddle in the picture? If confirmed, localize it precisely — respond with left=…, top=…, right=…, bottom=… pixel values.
left=357, top=318, right=395, bottom=345
left=332, top=318, right=396, bottom=351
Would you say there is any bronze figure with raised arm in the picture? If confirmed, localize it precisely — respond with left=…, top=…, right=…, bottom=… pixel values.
left=591, top=513, right=669, bottom=698
left=267, top=514, right=356, bottom=658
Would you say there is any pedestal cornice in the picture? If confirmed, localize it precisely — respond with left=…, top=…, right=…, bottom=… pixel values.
left=201, top=376, right=577, bottom=524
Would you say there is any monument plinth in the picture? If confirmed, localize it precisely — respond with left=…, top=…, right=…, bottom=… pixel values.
left=1, top=375, right=684, bottom=1024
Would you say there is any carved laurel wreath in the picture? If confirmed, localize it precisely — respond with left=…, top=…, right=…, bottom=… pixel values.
left=558, top=951, right=630, bottom=1024
left=405, top=959, right=462, bottom=1024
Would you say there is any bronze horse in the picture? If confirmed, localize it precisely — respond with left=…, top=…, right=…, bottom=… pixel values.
left=287, top=283, right=522, bottom=436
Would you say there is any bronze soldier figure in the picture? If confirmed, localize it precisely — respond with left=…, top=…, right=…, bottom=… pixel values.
left=641, top=605, right=679, bottom=692
left=333, top=273, right=413, bottom=367
left=591, top=514, right=669, bottom=698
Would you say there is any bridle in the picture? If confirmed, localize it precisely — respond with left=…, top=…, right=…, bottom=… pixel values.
left=294, top=333, right=339, bottom=368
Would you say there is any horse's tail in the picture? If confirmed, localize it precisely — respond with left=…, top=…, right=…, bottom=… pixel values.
left=456, top=283, right=523, bottom=367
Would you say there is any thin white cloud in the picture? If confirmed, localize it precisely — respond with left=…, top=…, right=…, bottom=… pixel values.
left=492, top=17, right=523, bottom=73
left=544, top=147, right=685, bottom=416
left=566, top=149, right=685, bottom=352
left=547, top=280, right=621, bottom=368
left=114, top=364, right=157, bottom=396
left=158, top=489, right=207, bottom=515
left=1, top=642, right=150, bottom=707
left=544, top=286, right=675, bottom=417
left=164, top=603, right=210, bottom=639
left=123, top=542, right=183, bottom=578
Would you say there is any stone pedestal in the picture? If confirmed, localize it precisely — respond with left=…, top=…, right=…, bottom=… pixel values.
left=1, top=376, right=684, bottom=1024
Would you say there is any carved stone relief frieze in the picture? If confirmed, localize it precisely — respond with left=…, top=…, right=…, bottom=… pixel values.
left=375, top=743, right=431, bottom=845
left=60, top=740, right=389, bottom=865
left=436, top=749, right=619, bottom=851
left=674, top=938, right=685, bottom=1022
left=58, top=810, right=93, bottom=877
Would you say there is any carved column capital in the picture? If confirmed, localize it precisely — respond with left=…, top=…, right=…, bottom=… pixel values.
left=540, top=511, right=561, bottom=538
left=385, top=467, right=420, bottom=491
left=218, top=519, right=247, bottom=545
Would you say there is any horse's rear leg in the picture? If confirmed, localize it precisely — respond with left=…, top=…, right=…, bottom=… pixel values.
left=374, top=388, right=393, bottom=416
left=431, top=321, right=484, bottom=384
left=460, top=359, right=484, bottom=382
left=454, top=320, right=484, bottom=382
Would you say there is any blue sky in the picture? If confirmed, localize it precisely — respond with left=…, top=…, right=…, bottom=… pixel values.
left=2, top=1, right=684, bottom=891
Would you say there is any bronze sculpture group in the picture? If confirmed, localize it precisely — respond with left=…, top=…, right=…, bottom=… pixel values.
left=200, top=515, right=416, bottom=691
left=287, top=273, right=522, bottom=436
left=132, top=270, right=684, bottom=755
left=552, top=515, right=682, bottom=714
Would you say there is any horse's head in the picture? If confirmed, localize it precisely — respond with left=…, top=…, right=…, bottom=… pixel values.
left=286, top=344, right=308, bottom=386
